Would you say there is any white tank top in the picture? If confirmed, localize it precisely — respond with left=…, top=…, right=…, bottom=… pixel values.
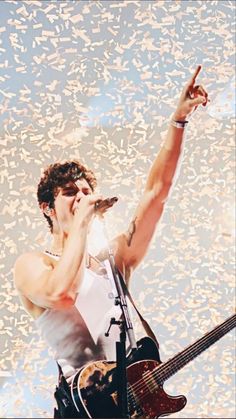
left=35, top=263, right=133, bottom=379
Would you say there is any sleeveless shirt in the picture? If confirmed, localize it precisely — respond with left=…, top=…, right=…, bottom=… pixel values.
left=35, top=262, right=134, bottom=379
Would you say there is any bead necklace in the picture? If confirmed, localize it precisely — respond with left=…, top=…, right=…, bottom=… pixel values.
left=45, top=250, right=62, bottom=258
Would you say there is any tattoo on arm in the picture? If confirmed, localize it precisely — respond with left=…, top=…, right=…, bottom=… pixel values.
left=126, top=217, right=137, bottom=247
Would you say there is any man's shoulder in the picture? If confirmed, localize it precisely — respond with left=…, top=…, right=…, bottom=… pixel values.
left=14, top=250, right=45, bottom=267
left=14, top=250, right=49, bottom=288
left=14, top=251, right=49, bottom=317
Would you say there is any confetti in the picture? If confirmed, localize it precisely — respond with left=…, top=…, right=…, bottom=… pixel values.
left=0, top=1, right=235, bottom=418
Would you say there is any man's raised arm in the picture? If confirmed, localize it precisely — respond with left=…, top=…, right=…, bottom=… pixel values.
left=115, top=66, right=208, bottom=275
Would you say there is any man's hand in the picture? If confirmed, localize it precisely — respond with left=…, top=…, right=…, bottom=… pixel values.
left=173, top=65, right=209, bottom=121
left=73, top=194, right=103, bottom=223
left=73, top=194, right=117, bottom=223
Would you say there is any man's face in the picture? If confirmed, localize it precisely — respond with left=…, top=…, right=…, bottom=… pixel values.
left=53, top=177, right=93, bottom=233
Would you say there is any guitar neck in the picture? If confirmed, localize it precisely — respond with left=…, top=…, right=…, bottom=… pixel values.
left=156, top=314, right=236, bottom=384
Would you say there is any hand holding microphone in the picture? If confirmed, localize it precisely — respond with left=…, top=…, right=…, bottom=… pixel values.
left=73, top=195, right=118, bottom=225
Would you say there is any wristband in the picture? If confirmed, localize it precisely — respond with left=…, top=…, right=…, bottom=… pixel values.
left=171, top=119, right=188, bottom=129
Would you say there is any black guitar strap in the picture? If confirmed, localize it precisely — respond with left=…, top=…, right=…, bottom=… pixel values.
left=117, top=269, right=159, bottom=349
left=54, top=362, right=79, bottom=418
left=96, top=248, right=159, bottom=348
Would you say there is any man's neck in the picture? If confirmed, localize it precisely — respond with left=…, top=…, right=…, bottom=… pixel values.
left=50, top=231, right=67, bottom=255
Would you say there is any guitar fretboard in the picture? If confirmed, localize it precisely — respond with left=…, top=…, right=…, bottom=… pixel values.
left=155, top=314, right=236, bottom=383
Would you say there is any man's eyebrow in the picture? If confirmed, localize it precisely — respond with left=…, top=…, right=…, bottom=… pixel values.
left=61, top=183, right=91, bottom=191
left=61, top=183, right=77, bottom=190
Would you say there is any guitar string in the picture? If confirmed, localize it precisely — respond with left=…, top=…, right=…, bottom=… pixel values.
left=75, top=316, right=235, bottom=414
left=127, top=315, right=235, bottom=399
left=126, top=315, right=236, bottom=405
left=126, top=315, right=236, bottom=401
left=150, top=315, right=236, bottom=382
left=137, top=328, right=235, bottom=398
left=125, top=315, right=235, bottom=401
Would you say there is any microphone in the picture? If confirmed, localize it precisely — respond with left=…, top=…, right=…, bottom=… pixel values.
left=94, top=197, right=118, bottom=212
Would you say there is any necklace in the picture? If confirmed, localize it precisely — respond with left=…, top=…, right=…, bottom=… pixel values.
left=45, top=250, right=62, bottom=258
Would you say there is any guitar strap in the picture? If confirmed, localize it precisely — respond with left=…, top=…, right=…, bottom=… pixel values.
left=117, top=269, right=159, bottom=349
left=96, top=248, right=159, bottom=348
left=54, top=362, right=79, bottom=418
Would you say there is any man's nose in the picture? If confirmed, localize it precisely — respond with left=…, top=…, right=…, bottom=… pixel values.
left=75, top=190, right=85, bottom=201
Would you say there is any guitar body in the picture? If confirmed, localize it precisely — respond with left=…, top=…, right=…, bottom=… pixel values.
left=71, top=337, right=187, bottom=418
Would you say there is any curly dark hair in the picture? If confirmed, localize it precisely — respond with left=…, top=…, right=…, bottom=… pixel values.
left=37, top=160, right=97, bottom=232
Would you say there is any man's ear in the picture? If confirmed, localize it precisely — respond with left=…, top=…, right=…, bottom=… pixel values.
left=40, top=202, right=55, bottom=217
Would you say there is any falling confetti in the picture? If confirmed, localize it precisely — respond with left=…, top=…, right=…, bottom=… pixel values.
left=0, top=1, right=235, bottom=418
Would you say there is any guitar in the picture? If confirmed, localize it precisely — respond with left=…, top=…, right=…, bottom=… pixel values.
left=71, top=313, right=235, bottom=418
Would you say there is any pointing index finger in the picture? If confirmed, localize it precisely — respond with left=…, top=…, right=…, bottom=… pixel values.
left=189, top=65, right=201, bottom=86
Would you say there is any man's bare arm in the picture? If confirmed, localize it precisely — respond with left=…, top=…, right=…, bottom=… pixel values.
left=14, top=195, right=101, bottom=310
left=115, top=66, right=208, bottom=271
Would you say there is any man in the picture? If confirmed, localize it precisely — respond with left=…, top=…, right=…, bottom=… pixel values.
left=14, top=66, right=208, bottom=417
